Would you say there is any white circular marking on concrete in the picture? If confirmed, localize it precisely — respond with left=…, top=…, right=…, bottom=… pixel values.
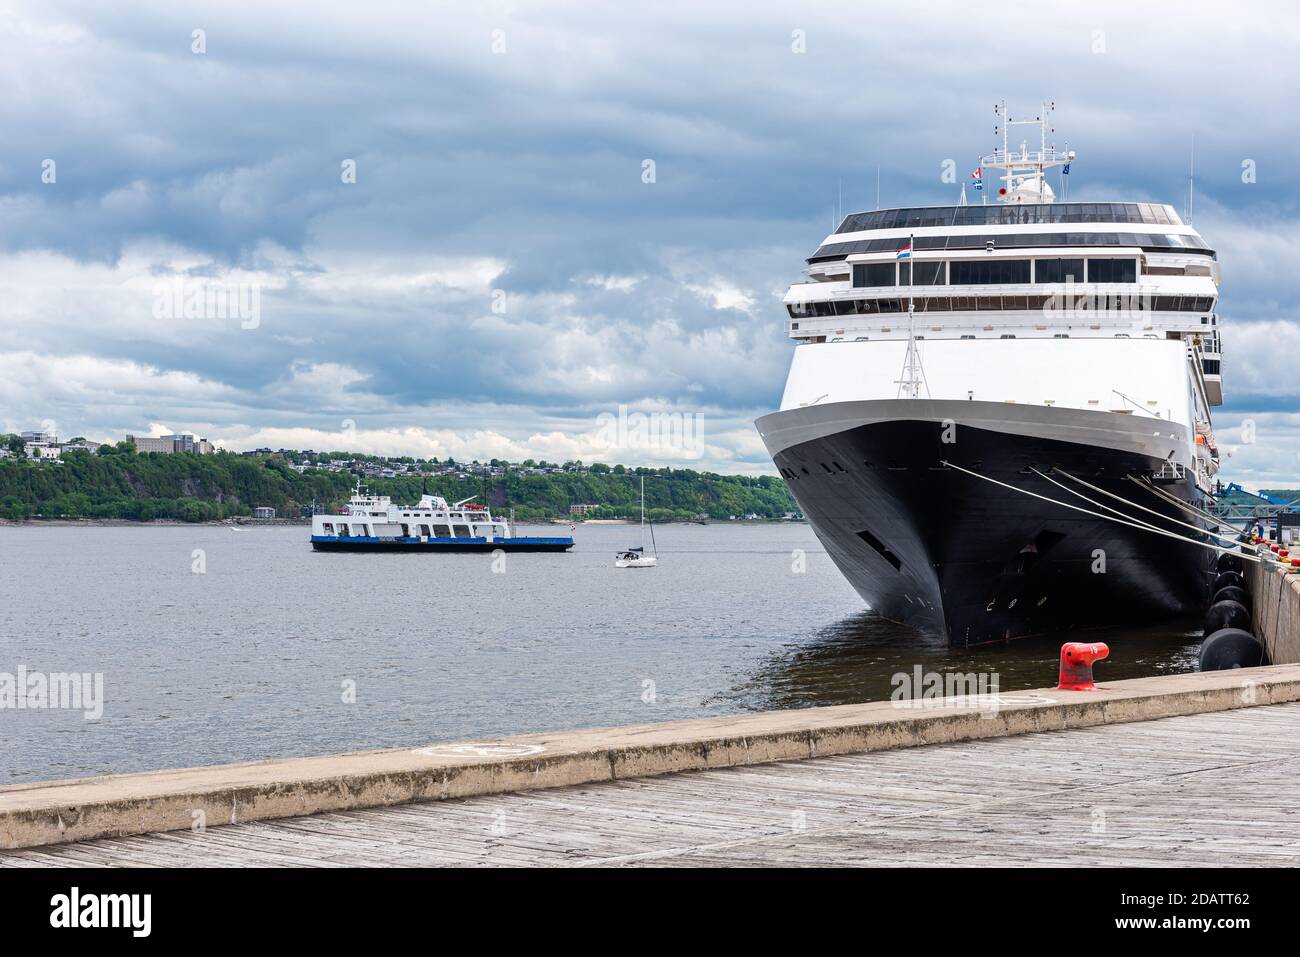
left=893, top=691, right=1058, bottom=711
left=983, top=693, right=1057, bottom=706
left=413, top=743, right=546, bottom=758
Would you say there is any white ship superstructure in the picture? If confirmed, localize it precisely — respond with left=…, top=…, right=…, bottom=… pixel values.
left=311, top=483, right=574, bottom=552
left=756, top=106, right=1223, bottom=645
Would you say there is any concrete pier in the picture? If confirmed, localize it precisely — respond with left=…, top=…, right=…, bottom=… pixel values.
left=3, top=665, right=1300, bottom=857
left=4, top=696, right=1300, bottom=867
left=1244, top=547, right=1300, bottom=665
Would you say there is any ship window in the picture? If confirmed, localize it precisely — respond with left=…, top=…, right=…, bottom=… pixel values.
left=1088, top=258, right=1138, bottom=283
left=811, top=231, right=1221, bottom=262
left=787, top=301, right=836, bottom=318
left=1034, top=258, right=1084, bottom=284
left=949, top=259, right=1030, bottom=284
left=322, top=523, right=334, bottom=535
left=832, top=203, right=1184, bottom=236
left=900, top=261, right=945, bottom=286
left=852, top=263, right=896, bottom=287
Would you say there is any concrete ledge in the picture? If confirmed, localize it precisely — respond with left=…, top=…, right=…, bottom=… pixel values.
left=4, top=665, right=1300, bottom=849
left=1245, top=548, right=1300, bottom=666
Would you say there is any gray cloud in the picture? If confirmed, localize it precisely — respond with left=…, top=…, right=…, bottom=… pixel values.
left=1, top=1, right=1297, bottom=477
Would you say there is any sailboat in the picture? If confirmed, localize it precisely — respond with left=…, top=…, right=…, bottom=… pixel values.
left=615, top=476, right=658, bottom=568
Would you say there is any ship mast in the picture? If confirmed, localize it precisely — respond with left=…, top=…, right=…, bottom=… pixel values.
left=982, top=101, right=1074, bottom=204
left=894, top=233, right=928, bottom=399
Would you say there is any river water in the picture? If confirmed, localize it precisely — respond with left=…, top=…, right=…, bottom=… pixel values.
left=0, top=523, right=1200, bottom=784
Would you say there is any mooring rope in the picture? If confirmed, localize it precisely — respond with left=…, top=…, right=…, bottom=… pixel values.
left=1046, top=467, right=1246, bottom=548
left=1132, top=476, right=1253, bottom=534
left=1131, top=474, right=1220, bottom=519
left=1029, top=468, right=1211, bottom=548
left=940, top=460, right=1261, bottom=561
left=1031, top=467, right=1195, bottom=541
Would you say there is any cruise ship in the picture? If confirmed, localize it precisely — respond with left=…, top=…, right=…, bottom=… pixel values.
left=756, top=105, right=1223, bottom=646
left=311, top=483, right=575, bottom=552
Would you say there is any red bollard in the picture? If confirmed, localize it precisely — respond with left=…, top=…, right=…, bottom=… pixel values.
left=1058, top=642, right=1109, bottom=691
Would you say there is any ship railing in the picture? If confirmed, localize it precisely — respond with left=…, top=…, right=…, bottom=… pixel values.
left=1151, top=461, right=1190, bottom=482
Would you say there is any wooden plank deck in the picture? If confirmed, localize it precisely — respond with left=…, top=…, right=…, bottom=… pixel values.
left=5, top=701, right=1300, bottom=867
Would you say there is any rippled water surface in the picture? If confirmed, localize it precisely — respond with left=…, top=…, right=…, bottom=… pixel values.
left=0, top=523, right=1200, bottom=783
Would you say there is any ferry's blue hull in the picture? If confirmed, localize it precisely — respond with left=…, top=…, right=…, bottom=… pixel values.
left=311, top=535, right=574, bottom=552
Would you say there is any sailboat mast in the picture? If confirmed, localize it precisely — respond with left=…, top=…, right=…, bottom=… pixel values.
left=640, top=475, right=646, bottom=549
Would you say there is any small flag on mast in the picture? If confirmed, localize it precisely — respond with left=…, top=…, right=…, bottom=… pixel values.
left=895, top=242, right=912, bottom=259
left=971, top=165, right=983, bottom=191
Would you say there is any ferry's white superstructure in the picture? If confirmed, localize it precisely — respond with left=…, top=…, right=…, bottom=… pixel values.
left=311, top=484, right=574, bottom=552
left=756, top=107, right=1221, bottom=645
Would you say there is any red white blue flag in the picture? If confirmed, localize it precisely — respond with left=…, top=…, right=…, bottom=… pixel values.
left=895, top=242, right=912, bottom=259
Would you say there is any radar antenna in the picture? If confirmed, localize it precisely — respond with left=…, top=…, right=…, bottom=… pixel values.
left=982, top=101, right=1075, bottom=204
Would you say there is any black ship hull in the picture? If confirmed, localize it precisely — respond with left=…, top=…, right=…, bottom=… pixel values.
left=758, top=401, right=1215, bottom=647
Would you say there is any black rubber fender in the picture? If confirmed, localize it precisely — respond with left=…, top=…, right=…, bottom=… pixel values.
left=1215, top=552, right=1245, bottom=574
left=1204, top=599, right=1251, bottom=634
left=1199, top=628, right=1269, bottom=671
left=1211, top=585, right=1251, bottom=612
left=1213, top=570, right=1245, bottom=593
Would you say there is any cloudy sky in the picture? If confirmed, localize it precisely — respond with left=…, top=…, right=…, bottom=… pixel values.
left=1, top=1, right=1297, bottom=481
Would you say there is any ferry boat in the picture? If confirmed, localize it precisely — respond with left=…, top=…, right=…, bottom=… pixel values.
left=756, top=104, right=1223, bottom=646
left=311, top=483, right=575, bottom=552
